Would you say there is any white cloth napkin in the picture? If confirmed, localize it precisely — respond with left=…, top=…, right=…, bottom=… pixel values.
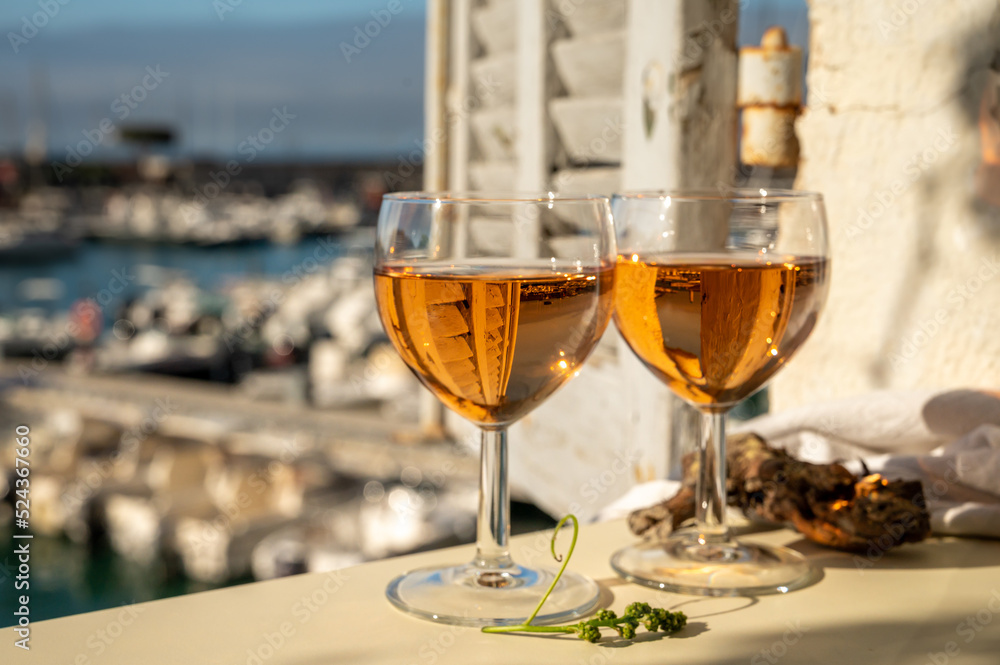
left=598, top=389, right=1000, bottom=539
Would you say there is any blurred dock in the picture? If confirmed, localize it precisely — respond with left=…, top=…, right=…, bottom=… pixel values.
left=0, top=364, right=475, bottom=481
left=0, top=365, right=478, bottom=585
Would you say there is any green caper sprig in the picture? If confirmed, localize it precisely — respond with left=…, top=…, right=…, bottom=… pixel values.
left=481, top=516, right=688, bottom=643
left=562, top=603, right=687, bottom=643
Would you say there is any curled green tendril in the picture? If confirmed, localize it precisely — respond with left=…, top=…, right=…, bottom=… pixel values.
left=522, top=513, right=578, bottom=626
left=481, top=515, right=688, bottom=644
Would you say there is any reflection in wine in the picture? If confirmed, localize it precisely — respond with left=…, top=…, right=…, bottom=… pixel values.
left=375, top=265, right=615, bottom=427
left=615, top=254, right=828, bottom=411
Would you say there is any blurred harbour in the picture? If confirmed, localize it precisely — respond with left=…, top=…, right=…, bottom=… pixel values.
left=0, top=158, right=485, bottom=628
left=0, top=237, right=355, bottom=317
left=0, top=160, right=475, bottom=627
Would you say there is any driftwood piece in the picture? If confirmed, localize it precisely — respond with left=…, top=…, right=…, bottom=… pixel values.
left=629, top=432, right=931, bottom=552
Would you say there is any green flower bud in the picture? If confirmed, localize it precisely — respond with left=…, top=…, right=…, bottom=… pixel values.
left=624, top=602, right=652, bottom=618
left=617, top=623, right=636, bottom=639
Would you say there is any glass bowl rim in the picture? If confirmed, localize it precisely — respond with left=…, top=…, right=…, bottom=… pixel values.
left=612, top=188, right=823, bottom=204
left=382, top=191, right=611, bottom=204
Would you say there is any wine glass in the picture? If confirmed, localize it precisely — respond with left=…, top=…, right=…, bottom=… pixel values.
left=610, top=189, right=830, bottom=596
left=374, top=192, right=616, bottom=625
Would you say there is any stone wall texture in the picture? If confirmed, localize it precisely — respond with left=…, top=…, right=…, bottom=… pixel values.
left=772, top=0, right=1000, bottom=408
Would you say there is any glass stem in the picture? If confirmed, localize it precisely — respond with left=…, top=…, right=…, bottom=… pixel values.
left=473, top=427, right=513, bottom=569
left=695, top=411, right=730, bottom=544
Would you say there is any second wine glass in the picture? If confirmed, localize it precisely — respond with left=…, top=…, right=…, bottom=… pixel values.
left=610, top=189, right=830, bottom=596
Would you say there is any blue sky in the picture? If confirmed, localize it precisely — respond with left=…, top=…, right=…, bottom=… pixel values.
left=0, top=0, right=806, bottom=163
left=0, top=0, right=406, bottom=30
left=0, top=0, right=428, bottom=161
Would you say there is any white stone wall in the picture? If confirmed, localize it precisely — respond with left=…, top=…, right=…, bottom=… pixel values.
left=772, top=0, right=1000, bottom=409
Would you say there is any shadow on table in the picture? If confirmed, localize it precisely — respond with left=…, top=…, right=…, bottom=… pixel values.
left=596, top=620, right=709, bottom=648
left=593, top=560, right=824, bottom=613
left=596, top=578, right=618, bottom=608
left=785, top=536, right=1000, bottom=570
left=653, top=618, right=998, bottom=665
left=667, top=594, right=759, bottom=618
left=594, top=577, right=762, bottom=617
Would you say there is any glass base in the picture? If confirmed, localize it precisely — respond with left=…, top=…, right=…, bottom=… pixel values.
left=386, top=562, right=601, bottom=626
left=610, top=531, right=821, bottom=597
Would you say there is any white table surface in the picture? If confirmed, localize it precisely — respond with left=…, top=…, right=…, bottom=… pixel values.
left=6, top=520, right=1000, bottom=664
